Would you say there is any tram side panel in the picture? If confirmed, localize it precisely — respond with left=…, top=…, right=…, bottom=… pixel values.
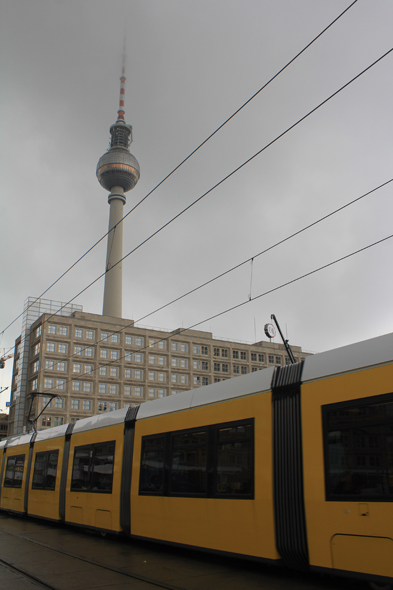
left=130, top=392, right=280, bottom=562
left=65, top=423, right=125, bottom=533
left=0, top=437, right=31, bottom=514
left=301, top=363, right=393, bottom=584
left=27, top=435, right=66, bottom=522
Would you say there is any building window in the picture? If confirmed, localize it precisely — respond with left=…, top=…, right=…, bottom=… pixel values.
left=214, top=348, right=220, bottom=356
left=85, top=348, right=94, bottom=358
left=56, top=380, right=65, bottom=390
left=110, top=367, right=119, bottom=377
left=259, top=354, right=264, bottom=363
left=100, top=366, right=108, bottom=376
left=148, top=388, right=156, bottom=398
left=194, top=376, right=200, bottom=385
left=55, top=397, right=64, bottom=408
left=101, top=332, right=109, bottom=341
left=222, top=364, right=229, bottom=373
left=158, top=372, right=166, bottom=382
left=269, top=355, right=274, bottom=364
left=158, top=389, right=166, bottom=398
left=158, top=340, right=166, bottom=350
left=241, top=366, right=247, bottom=374
left=100, top=349, right=109, bottom=359
left=110, top=350, right=119, bottom=360
left=85, top=364, right=93, bottom=375
left=42, top=416, right=51, bottom=427
left=252, top=367, right=258, bottom=372
left=202, top=361, right=209, bottom=370
left=135, top=370, right=143, bottom=380
left=74, top=346, right=83, bottom=356
left=240, top=351, right=247, bottom=360
left=125, top=368, right=132, bottom=379
left=58, top=344, right=67, bottom=354
left=149, top=371, right=157, bottom=381
left=202, top=377, right=209, bottom=386
left=124, top=386, right=132, bottom=396
left=275, top=356, right=282, bottom=365
left=83, top=382, right=93, bottom=392
left=71, top=441, right=115, bottom=492
left=193, top=345, right=200, bottom=354
left=233, top=350, right=239, bottom=359
left=72, top=399, right=80, bottom=410
left=233, top=365, right=240, bottom=374
left=149, top=354, right=157, bottom=364
left=44, top=378, right=54, bottom=389
left=34, top=343, right=41, bottom=355
left=86, top=330, right=94, bottom=340
left=135, top=353, right=144, bottom=363
left=134, top=387, right=143, bottom=397
left=99, top=384, right=107, bottom=394
left=110, top=384, right=118, bottom=395
left=109, top=402, right=117, bottom=411
left=59, top=326, right=68, bottom=336
left=98, top=402, right=107, bottom=412
left=158, top=356, right=166, bottom=366
left=48, top=324, right=57, bottom=334
left=47, top=342, right=56, bottom=352
left=72, top=381, right=81, bottom=391
left=43, top=396, right=52, bottom=407
left=36, top=326, right=42, bottom=338
left=193, top=360, right=200, bottom=370
left=75, top=328, right=83, bottom=338
left=221, top=349, right=228, bottom=358
left=73, top=363, right=82, bottom=373
left=125, top=335, right=134, bottom=345
left=125, top=352, right=133, bottom=362
left=202, top=346, right=208, bottom=355
left=111, top=334, right=120, bottom=343
left=136, top=337, right=144, bottom=346
left=31, top=379, right=38, bottom=391
left=57, top=362, right=66, bottom=372
left=54, top=417, right=64, bottom=427
left=33, top=360, right=39, bottom=373
left=214, top=363, right=220, bottom=372
left=251, top=353, right=257, bottom=362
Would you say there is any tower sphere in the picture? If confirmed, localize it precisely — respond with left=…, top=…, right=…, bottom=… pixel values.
left=96, top=147, right=140, bottom=193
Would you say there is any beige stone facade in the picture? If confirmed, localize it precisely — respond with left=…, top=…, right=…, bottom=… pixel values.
left=8, top=310, right=308, bottom=435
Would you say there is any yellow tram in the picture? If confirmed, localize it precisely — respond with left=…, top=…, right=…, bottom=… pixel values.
left=1, top=331, right=392, bottom=587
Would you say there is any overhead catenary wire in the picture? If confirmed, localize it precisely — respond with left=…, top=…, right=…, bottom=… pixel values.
left=39, top=231, right=393, bottom=398
left=0, top=0, right=358, bottom=338
left=31, top=177, right=392, bottom=391
left=33, top=46, right=393, bottom=327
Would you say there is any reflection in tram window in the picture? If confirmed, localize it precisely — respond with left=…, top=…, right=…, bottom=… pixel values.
left=71, top=441, right=115, bottom=493
left=139, top=419, right=254, bottom=499
left=32, top=450, right=59, bottom=490
left=323, top=396, right=393, bottom=500
left=4, top=454, right=25, bottom=488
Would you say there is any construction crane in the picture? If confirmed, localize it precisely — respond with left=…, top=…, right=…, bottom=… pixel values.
left=0, top=354, right=13, bottom=369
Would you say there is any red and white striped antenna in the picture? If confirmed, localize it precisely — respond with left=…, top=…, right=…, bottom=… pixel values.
left=117, top=36, right=127, bottom=122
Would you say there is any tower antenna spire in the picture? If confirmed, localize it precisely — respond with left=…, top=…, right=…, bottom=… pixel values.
left=117, top=35, right=127, bottom=122
left=96, top=39, right=140, bottom=318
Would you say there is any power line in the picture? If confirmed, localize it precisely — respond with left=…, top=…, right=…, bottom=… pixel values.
left=38, top=231, right=393, bottom=398
left=37, top=46, right=393, bottom=325
left=0, top=0, right=358, bottom=338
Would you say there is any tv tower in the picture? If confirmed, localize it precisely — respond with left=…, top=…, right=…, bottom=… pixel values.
left=96, top=41, right=140, bottom=318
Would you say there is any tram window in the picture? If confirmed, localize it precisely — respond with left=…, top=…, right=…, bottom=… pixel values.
left=4, top=454, right=25, bottom=488
left=71, top=441, right=115, bottom=493
left=32, top=450, right=59, bottom=490
left=170, top=430, right=207, bottom=495
left=139, top=419, right=254, bottom=499
left=139, top=436, right=165, bottom=494
left=323, top=395, right=393, bottom=501
left=214, top=423, right=253, bottom=497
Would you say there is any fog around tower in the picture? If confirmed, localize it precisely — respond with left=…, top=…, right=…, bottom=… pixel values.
left=1, top=0, right=393, bottom=408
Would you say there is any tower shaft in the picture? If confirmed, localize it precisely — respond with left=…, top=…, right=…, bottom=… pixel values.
left=103, top=188, right=125, bottom=317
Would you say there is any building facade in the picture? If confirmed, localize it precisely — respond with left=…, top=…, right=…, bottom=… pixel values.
left=8, top=301, right=308, bottom=436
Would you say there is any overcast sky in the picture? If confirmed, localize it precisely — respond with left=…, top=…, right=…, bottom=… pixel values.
left=1, top=1, right=393, bottom=409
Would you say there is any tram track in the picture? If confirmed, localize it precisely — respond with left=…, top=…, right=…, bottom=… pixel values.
left=0, top=525, right=187, bottom=590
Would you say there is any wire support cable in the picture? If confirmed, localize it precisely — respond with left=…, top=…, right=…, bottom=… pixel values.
left=30, top=177, right=393, bottom=389
left=38, top=231, right=393, bottom=398
left=34, top=46, right=393, bottom=328
left=0, top=0, right=358, bottom=338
